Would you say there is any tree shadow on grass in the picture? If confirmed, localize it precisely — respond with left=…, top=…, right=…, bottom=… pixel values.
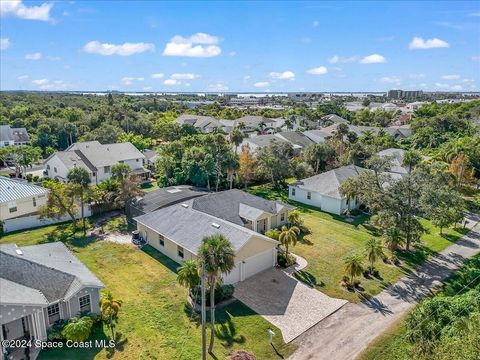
left=214, top=312, right=246, bottom=348
left=293, top=270, right=324, bottom=288
left=106, top=331, right=128, bottom=359
left=141, top=244, right=180, bottom=274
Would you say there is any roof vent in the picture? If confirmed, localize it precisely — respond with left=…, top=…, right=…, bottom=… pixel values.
left=211, top=222, right=220, bottom=229
left=15, top=249, right=23, bottom=255
left=181, top=203, right=189, bottom=208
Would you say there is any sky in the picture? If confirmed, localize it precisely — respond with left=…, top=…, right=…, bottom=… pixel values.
left=0, top=0, right=479, bottom=92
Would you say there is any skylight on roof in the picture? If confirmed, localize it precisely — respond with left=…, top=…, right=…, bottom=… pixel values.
left=167, top=188, right=182, bottom=193
left=211, top=222, right=220, bottom=228
left=15, top=249, right=23, bottom=255
left=181, top=203, right=189, bottom=208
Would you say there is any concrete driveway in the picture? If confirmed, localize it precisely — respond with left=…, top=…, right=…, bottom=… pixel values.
left=234, top=268, right=347, bottom=343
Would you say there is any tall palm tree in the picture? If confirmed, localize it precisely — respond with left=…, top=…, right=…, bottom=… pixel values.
left=344, top=254, right=364, bottom=286
left=100, top=292, right=122, bottom=337
left=383, top=227, right=404, bottom=251
left=279, top=225, right=300, bottom=260
left=402, top=149, right=422, bottom=174
left=67, top=167, right=91, bottom=236
left=177, top=259, right=200, bottom=295
left=198, top=235, right=235, bottom=355
left=364, top=238, right=384, bottom=274
left=229, top=128, right=245, bottom=154
left=287, top=210, right=301, bottom=227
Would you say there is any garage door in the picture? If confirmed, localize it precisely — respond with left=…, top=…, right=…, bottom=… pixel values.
left=244, top=248, right=276, bottom=279
left=222, top=264, right=241, bottom=285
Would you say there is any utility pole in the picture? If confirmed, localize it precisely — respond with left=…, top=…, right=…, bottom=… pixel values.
left=201, top=261, right=207, bottom=360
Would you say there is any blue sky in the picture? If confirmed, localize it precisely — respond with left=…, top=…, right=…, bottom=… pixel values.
left=1, top=0, right=479, bottom=92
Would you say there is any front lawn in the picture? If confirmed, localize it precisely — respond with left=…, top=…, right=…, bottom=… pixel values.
left=248, top=184, right=468, bottom=303
left=1, top=223, right=296, bottom=360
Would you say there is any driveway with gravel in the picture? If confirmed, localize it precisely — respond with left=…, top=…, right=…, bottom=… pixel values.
left=234, top=267, right=348, bottom=343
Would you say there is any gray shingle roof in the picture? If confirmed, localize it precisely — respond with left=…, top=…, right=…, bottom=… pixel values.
left=276, top=131, right=315, bottom=148
left=66, top=141, right=144, bottom=168
left=323, top=114, right=349, bottom=124
left=0, top=177, right=49, bottom=203
left=0, top=278, right=48, bottom=306
left=134, top=200, right=277, bottom=254
left=0, top=242, right=103, bottom=305
left=0, top=125, right=30, bottom=143
left=245, top=134, right=289, bottom=148
left=191, top=189, right=293, bottom=226
left=292, top=165, right=369, bottom=199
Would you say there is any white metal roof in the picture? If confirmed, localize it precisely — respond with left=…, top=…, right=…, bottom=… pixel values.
left=0, top=177, right=49, bottom=203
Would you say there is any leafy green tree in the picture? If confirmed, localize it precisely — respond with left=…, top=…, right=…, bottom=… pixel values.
left=0, top=145, right=41, bottom=177
left=182, top=146, right=215, bottom=188
left=111, top=163, right=130, bottom=181
left=304, top=143, right=334, bottom=173
left=344, top=254, right=364, bottom=286
left=198, top=235, right=235, bottom=355
left=257, top=140, right=294, bottom=187
left=39, top=180, right=78, bottom=230
left=364, top=238, right=385, bottom=273
left=100, top=292, right=122, bottom=338
left=177, top=259, right=200, bottom=294
left=118, top=132, right=152, bottom=151
left=61, top=316, right=93, bottom=342
left=383, top=227, right=405, bottom=251
left=67, top=167, right=91, bottom=236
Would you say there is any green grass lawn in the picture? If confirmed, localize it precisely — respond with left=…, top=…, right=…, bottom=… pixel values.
left=1, top=224, right=296, bottom=360
left=140, top=181, right=160, bottom=193
left=248, top=184, right=468, bottom=303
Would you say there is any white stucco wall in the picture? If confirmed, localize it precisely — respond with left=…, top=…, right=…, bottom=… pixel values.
left=288, top=185, right=343, bottom=215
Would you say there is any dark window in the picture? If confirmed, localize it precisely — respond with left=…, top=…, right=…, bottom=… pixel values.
left=177, top=245, right=184, bottom=259
left=292, top=188, right=296, bottom=196
left=159, top=235, right=165, bottom=247
left=307, top=192, right=311, bottom=200
left=8, top=202, right=17, bottom=213
left=79, top=295, right=91, bottom=312
left=281, top=213, right=285, bottom=222
left=33, top=197, right=37, bottom=207
left=104, top=166, right=110, bottom=173
left=46, top=164, right=50, bottom=170
left=47, top=303, right=60, bottom=318
left=54, top=167, right=57, bottom=173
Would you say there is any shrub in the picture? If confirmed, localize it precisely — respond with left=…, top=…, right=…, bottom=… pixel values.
left=230, top=350, right=257, bottom=360
left=33, top=175, right=39, bottom=182
left=192, top=284, right=235, bottom=306
left=349, top=208, right=362, bottom=216
left=390, top=254, right=399, bottom=265
left=277, top=252, right=296, bottom=267
left=26, top=174, right=33, bottom=182
left=61, top=316, right=93, bottom=342
left=47, top=319, right=68, bottom=341
left=340, top=275, right=350, bottom=288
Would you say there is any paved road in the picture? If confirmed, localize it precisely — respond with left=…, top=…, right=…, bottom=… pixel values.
left=288, top=214, right=480, bottom=360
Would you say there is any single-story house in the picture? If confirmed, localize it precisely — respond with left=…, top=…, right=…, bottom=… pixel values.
left=0, top=242, right=103, bottom=357
left=289, top=165, right=369, bottom=215
left=126, top=185, right=208, bottom=222
left=0, top=177, right=91, bottom=233
left=322, top=114, right=349, bottom=126
left=134, top=189, right=293, bottom=284
left=275, top=131, right=315, bottom=150
left=0, top=125, right=30, bottom=147
left=238, top=131, right=313, bottom=154
left=377, top=148, right=409, bottom=176
left=45, top=141, right=149, bottom=184
left=175, top=115, right=225, bottom=133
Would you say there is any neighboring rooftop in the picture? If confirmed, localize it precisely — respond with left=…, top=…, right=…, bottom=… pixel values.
left=191, top=189, right=293, bottom=226
left=134, top=199, right=276, bottom=254
left=323, top=114, right=349, bottom=124
left=377, top=148, right=408, bottom=175
left=276, top=131, right=315, bottom=149
left=0, top=177, right=49, bottom=203
left=66, top=141, right=144, bottom=168
left=0, top=125, right=30, bottom=144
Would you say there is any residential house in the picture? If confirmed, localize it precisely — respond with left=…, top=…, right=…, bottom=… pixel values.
left=288, top=165, right=369, bottom=215
left=175, top=114, right=224, bottom=133
left=377, top=148, right=409, bottom=176
left=134, top=189, right=293, bottom=284
left=238, top=131, right=313, bottom=154
left=142, top=149, right=159, bottom=171
left=318, top=123, right=412, bottom=140
left=0, top=242, right=103, bottom=358
left=303, top=130, right=329, bottom=144
left=0, top=177, right=91, bottom=233
left=322, top=114, right=349, bottom=126
left=0, top=125, right=30, bottom=147
left=45, top=141, right=149, bottom=184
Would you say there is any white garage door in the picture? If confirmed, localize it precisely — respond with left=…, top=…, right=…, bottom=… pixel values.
left=244, top=248, right=276, bottom=279
left=222, top=264, right=241, bottom=285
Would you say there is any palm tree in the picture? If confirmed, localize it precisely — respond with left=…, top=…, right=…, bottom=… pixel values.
left=279, top=225, right=300, bottom=260
left=402, top=149, right=422, bottom=174
left=229, top=128, right=245, bottom=154
left=383, top=227, right=404, bottom=251
left=177, top=259, right=200, bottom=295
left=287, top=210, right=301, bottom=227
left=198, top=235, right=235, bottom=355
left=67, top=167, right=91, bottom=236
left=364, top=238, right=384, bottom=274
left=100, top=292, right=122, bottom=338
left=344, top=254, right=364, bottom=287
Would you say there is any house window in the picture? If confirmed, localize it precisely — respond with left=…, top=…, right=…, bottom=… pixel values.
left=281, top=213, right=285, bottom=222
left=292, top=188, right=296, bottom=196
left=158, top=234, right=165, bottom=247
left=92, top=172, right=96, bottom=177
left=307, top=192, right=311, bottom=200
left=104, top=166, right=110, bottom=173
left=33, top=197, right=37, bottom=207
left=79, top=295, right=91, bottom=313
left=8, top=201, right=17, bottom=213
left=47, top=303, right=60, bottom=324
left=177, top=245, right=184, bottom=259
left=136, top=159, right=139, bottom=162
left=346, top=198, right=350, bottom=206
left=54, top=167, right=57, bottom=173
left=46, top=164, right=50, bottom=170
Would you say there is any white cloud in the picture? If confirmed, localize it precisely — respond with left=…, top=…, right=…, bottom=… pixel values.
left=82, top=41, right=155, bottom=56
left=307, top=66, right=328, bottom=75
left=409, top=73, right=426, bottom=79
left=360, top=54, right=386, bottom=64
left=208, top=82, right=229, bottom=91
left=163, top=32, right=221, bottom=57
left=0, top=38, right=10, bottom=50
left=441, top=74, right=460, bottom=80
left=328, top=55, right=357, bottom=64
left=379, top=76, right=402, bottom=85
left=170, top=73, right=199, bottom=80
left=0, top=0, right=53, bottom=21
left=270, top=71, right=295, bottom=80
left=409, top=37, right=450, bottom=49
left=312, top=20, right=319, bottom=27
left=229, top=51, right=237, bottom=56
left=163, top=79, right=179, bottom=86
left=243, top=75, right=251, bottom=81
left=121, top=77, right=144, bottom=85
left=32, top=78, right=49, bottom=85
left=25, top=52, right=42, bottom=60
left=151, top=73, right=165, bottom=79
left=462, top=78, right=475, bottom=83
left=254, top=81, right=270, bottom=88
left=17, top=75, right=29, bottom=80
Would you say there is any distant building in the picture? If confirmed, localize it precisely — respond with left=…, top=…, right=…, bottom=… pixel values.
left=229, top=97, right=264, bottom=106
left=387, top=89, right=423, bottom=100
left=0, top=125, right=30, bottom=147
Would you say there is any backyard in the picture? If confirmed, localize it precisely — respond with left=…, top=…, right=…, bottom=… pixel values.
left=248, top=184, right=469, bottom=303
left=0, top=222, right=296, bottom=360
